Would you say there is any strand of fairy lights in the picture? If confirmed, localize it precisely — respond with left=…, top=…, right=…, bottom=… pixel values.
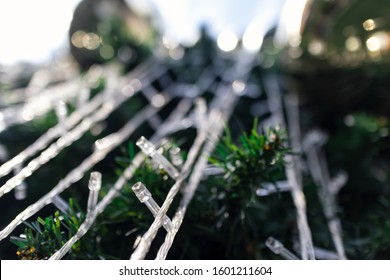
left=0, top=62, right=167, bottom=198
left=155, top=54, right=253, bottom=260
left=0, top=100, right=165, bottom=241
left=263, top=74, right=316, bottom=260
left=48, top=98, right=194, bottom=259
left=132, top=53, right=252, bottom=260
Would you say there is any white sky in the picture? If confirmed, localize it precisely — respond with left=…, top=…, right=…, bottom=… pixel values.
left=0, top=0, right=81, bottom=65
left=0, top=0, right=285, bottom=65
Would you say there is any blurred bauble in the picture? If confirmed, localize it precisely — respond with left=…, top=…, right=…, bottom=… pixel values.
left=69, top=0, right=157, bottom=70
left=270, top=0, right=390, bottom=119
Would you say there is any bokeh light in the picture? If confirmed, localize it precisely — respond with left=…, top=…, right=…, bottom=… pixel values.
left=217, top=30, right=238, bottom=52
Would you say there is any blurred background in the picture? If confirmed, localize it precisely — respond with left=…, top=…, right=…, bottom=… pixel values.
left=1, top=0, right=390, bottom=260
left=0, top=0, right=285, bottom=65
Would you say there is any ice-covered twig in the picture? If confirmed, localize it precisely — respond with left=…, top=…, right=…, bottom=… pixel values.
left=49, top=172, right=102, bottom=260
left=265, top=237, right=300, bottom=260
